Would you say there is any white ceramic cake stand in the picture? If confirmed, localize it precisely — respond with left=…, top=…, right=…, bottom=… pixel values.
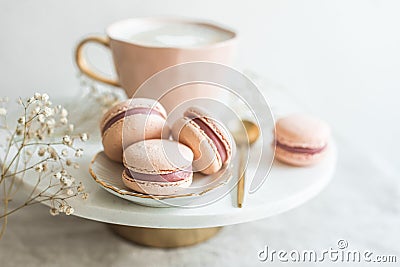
left=18, top=139, right=336, bottom=247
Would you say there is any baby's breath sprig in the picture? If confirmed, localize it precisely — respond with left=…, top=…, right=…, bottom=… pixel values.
left=0, top=93, right=89, bottom=239
left=64, top=75, right=124, bottom=137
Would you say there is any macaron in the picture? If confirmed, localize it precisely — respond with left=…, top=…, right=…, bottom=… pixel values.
left=122, top=139, right=194, bottom=195
left=100, top=98, right=169, bottom=162
left=274, top=114, right=331, bottom=166
left=171, top=106, right=232, bottom=175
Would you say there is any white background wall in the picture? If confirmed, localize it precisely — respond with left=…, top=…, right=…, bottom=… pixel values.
left=1, top=0, right=399, bottom=162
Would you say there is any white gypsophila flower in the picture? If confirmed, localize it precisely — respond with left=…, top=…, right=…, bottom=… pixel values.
left=43, top=107, right=54, bottom=117
left=37, top=114, right=45, bottom=123
left=60, top=108, right=68, bottom=118
left=38, top=147, right=46, bottom=157
left=60, top=176, right=66, bottom=184
left=75, top=149, right=83, bottom=157
left=34, top=93, right=41, bottom=100
left=66, top=189, right=74, bottom=196
left=60, top=117, right=68, bottom=125
left=33, top=105, right=41, bottom=113
left=47, top=128, right=54, bottom=135
left=49, top=208, right=59, bottom=216
left=35, top=164, right=44, bottom=172
left=25, top=149, right=33, bottom=156
left=49, top=150, right=58, bottom=160
left=35, top=131, right=43, bottom=140
left=41, top=93, right=49, bottom=102
left=16, top=128, right=23, bottom=136
left=58, top=204, right=66, bottom=213
left=77, top=184, right=85, bottom=192
left=54, top=172, right=62, bottom=179
left=46, top=118, right=55, bottom=127
left=17, top=116, right=25, bottom=124
left=65, top=206, right=74, bottom=215
left=61, top=149, right=68, bottom=157
left=73, top=163, right=80, bottom=169
left=62, top=135, right=72, bottom=146
left=46, top=126, right=54, bottom=136
left=81, top=193, right=88, bottom=200
left=63, top=178, right=73, bottom=187
left=27, top=97, right=35, bottom=104
left=80, top=133, right=88, bottom=142
left=0, top=107, right=7, bottom=116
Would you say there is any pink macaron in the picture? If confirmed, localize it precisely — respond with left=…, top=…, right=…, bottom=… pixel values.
left=100, top=98, right=169, bottom=162
left=171, top=106, right=232, bottom=175
left=122, top=139, right=194, bottom=195
left=274, top=114, right=331, bottom=166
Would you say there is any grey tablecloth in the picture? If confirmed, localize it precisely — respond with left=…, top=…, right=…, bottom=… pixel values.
left=1, top=135, right=399, bottom=267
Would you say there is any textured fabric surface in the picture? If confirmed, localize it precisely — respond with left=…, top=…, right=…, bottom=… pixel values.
left=1, top=80, right=399, bottom=266
left=1, top=138, right=399, bottom=267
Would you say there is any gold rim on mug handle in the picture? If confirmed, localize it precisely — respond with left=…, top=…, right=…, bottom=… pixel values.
left=75, top=36, right=120, bottom=87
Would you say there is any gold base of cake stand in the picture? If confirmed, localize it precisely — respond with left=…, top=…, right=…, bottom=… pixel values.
left=109, top=225, right=222, bottom=248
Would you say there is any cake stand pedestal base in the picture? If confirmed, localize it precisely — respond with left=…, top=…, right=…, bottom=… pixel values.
left=109, top=224, right=222, bottom=248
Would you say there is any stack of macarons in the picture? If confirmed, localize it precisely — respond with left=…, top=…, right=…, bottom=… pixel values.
left=100, top=99, right=233, bottom=195
left=274, top=114, right=331, bottom=166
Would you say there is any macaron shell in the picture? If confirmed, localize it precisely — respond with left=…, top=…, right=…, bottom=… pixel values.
left=276, top=114, right=330, bottom=148
left=100, top=98, right=169, bottom=163
left=102, top=114, right=168, bottom=162
left=100, top=98, right=167, bottom=134
left=123, top=139, right=194, bottom=175
left=172, top=117, right=222, bottom=175
left=274, top=144, right=329, bottom=166
left=100, top=100, right=131, bottom=134
left=184, top=107, right=232, bottom=162
left=122, top=169, right=192, bottom=195
left=127, top=98, right=168, bottom=118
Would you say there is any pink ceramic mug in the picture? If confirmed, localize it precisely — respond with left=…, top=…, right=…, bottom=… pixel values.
left=75, top=17, right=236, bottom=111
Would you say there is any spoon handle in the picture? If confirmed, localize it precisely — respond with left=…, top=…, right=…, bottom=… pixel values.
left=237, top=145, right=246, bottom=208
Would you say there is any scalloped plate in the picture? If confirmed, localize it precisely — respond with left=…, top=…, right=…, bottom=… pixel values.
left=89, top=151, right=238, bottom=207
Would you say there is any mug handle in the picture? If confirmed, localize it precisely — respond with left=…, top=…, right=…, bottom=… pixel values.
left=75, top=36, right=120, bottom=87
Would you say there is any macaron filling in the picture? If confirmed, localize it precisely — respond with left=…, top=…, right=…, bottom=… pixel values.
left=276, top=141, right=326, bottom=155
left=102, top=107, right=165, bottom=135
left=124, top=166, right=192, bottom=183
left=190, top=117, right=228, bottom=163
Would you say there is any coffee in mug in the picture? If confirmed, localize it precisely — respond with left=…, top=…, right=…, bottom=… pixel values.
left=128, top=23, right=233, bottom=48
left=75, top=17, right=236, bottom=111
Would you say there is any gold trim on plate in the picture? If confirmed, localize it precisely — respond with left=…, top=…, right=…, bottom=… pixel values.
left=89, top=151, right=233, bottom=200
